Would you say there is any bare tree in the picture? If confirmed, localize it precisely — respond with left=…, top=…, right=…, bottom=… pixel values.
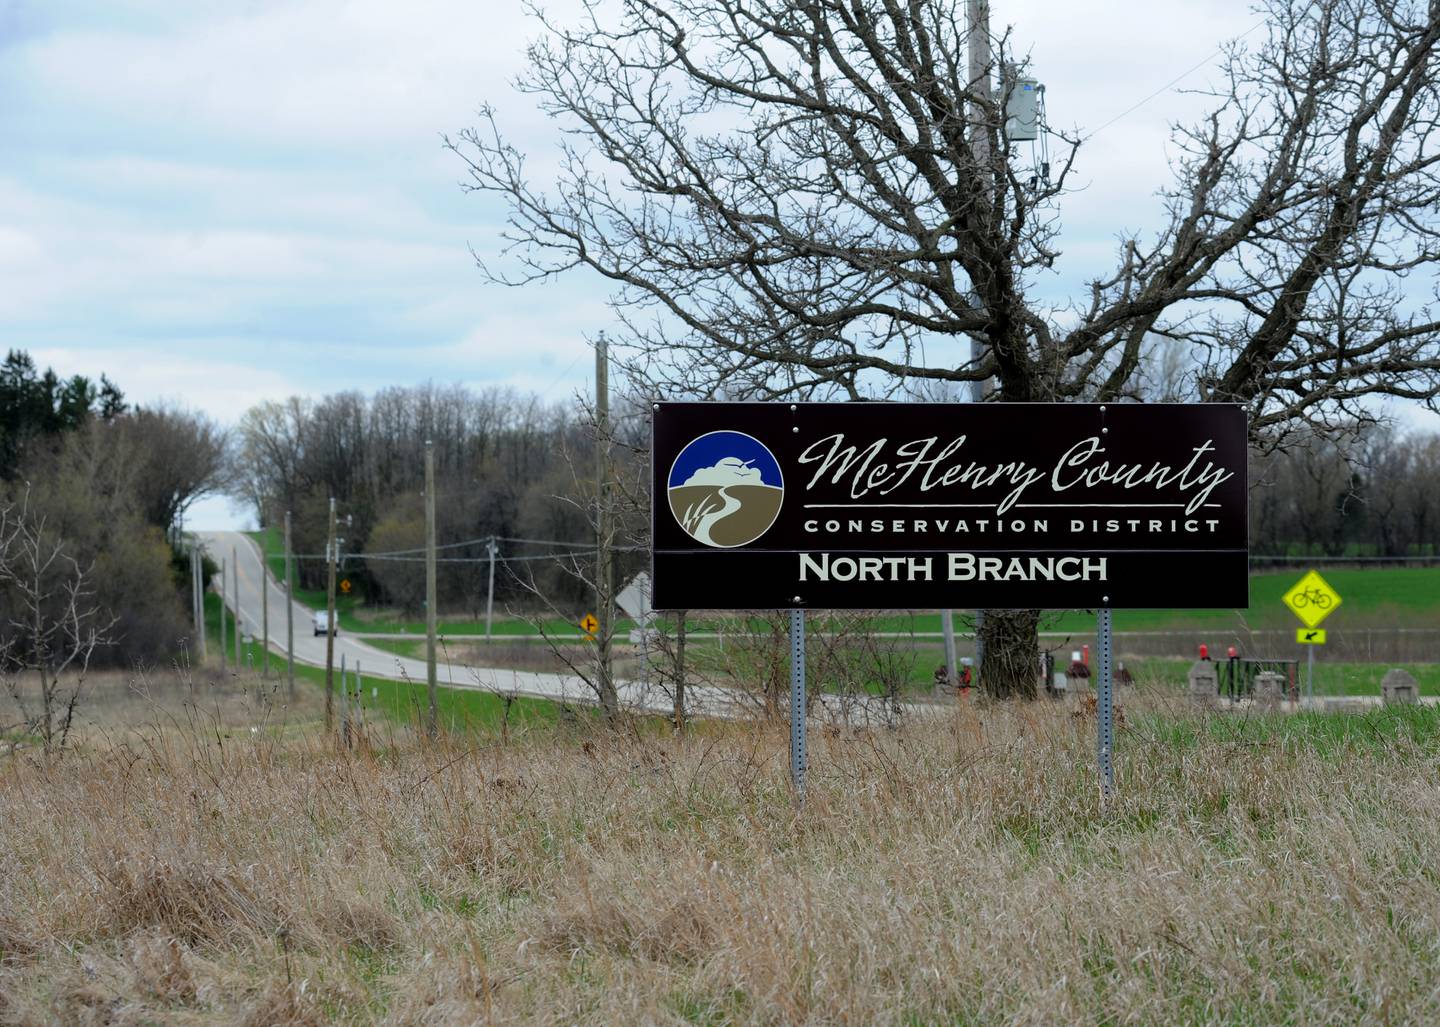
left=505, top=416, right=640, bottom=719
left=236, top=397, right=310, bottom=522
left=0, top=492, right=116, bottom=752
left=453, top=0, right=1440, bottom=696
left=122, top=404, right=232, bottom=535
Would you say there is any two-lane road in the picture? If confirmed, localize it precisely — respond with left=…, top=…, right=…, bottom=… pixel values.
left=196, top=531, right=744, bottom=717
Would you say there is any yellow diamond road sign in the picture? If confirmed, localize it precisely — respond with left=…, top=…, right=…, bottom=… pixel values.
left=579, top=613, right=598, bottom=637
left=1296, top=627, right=1326, bottom=645
left=1282, top=570, right=1342, bottom=629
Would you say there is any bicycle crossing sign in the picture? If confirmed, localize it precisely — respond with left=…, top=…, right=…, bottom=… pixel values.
left=1282, top=570, right=1342, bottom=629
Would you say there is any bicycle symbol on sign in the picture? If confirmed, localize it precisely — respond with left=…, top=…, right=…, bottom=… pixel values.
left=1289, top=587, right=1332, bottom=610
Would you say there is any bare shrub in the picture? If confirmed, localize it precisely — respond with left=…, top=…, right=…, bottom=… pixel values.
left=0, top=490, right=117, bottom=751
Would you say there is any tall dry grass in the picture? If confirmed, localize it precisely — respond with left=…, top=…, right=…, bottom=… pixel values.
left=4, top=664, right=326, bottom=749
left=1, top=695, right=1438, bottom=1025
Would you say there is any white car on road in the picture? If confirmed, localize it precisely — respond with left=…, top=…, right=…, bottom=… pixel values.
left=313, top=611, right=338, bottom=637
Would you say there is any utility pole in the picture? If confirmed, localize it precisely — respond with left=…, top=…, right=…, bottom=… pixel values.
left=424, top=441, right=438, bottom=739
left=198, top=551, right=207, bottom=662
left=968, top=0, right=991, bottom=684
left=968, top=0, right=992, bottom=168
left=594, top=334, right=616, bottom=715
left=284, top=511, right=295, bottom=701
left=232, top=546, right=241, bottom=669
left=189, top=543, right=198, bottom=635
left=261, top=537, right=270, bottom=678
left=340, top=652, right=350, bottom=749
left=484, top=535, right=497, bottom=641
left=190, top=544, right=207, bottom=663
left=355, top=660, right=365, bottom=741
left=219, top=559, right=228, bottom=672
left=324, top=497, right=338, bottom=731
left=190, top=545, right=198, bottom=643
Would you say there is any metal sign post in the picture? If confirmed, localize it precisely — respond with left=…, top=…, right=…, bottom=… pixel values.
left=788, top=608, right=807, bottom=801
left=1282, top=570, right=1341, bottom=711
left=940, top=610, right=957, bottom=690
left=1096, top=606, right=1115, bottom=799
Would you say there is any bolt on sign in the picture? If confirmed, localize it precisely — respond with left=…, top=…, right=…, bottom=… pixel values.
left=651, top=403, right=1249, bottom=610
left=1282, top=570, right=1341, bottom=629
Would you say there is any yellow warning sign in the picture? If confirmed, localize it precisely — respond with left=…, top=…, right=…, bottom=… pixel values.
left=579, top=613, right=599, bottom=637
left=340, top=579, right=352, bottom=594
left=1281, top=570, right=1342, bottom=629
left=1296, top=627, right=1326, bottom=645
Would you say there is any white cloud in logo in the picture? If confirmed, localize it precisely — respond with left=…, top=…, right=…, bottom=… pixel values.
left=680, top=457, right=764, bottom=488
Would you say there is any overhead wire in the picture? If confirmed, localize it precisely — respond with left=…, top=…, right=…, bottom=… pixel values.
left=1081, top=19, right=1268, bottom=141
left=350, top=533, right=598, bottom=560
left=285, top=538, right=644, bottom=564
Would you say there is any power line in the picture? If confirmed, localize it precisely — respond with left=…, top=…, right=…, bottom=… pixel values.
left=359, top=535, right=492, bottom=559
left=1083, top=19, right=1267, bottom=141
left=538, top=350, right=589, bottom=402
left=356, top=533, right=597, bottom=560
left=496, top=535, right=595, bottom=548
left=289, top=545, right=645, bottom=565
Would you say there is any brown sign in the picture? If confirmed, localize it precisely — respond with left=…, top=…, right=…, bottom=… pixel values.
left=651, top=402, right=1248, bottom=610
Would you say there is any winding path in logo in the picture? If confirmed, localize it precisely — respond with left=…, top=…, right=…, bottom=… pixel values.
left=692, top=486, right=742, bottom=546
left=668, top=432, right=784, bottom=547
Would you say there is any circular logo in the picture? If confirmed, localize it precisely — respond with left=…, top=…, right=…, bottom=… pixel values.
left=667, top=431, right=784, bottom=548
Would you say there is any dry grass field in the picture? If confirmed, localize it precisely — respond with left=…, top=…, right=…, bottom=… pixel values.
left=2, top=668, right=328, bottom=754
left=2, top=690, right=1438, bottom=1025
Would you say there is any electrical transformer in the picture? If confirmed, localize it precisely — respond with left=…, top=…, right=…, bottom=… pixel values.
left=1005, top=75, right=1041, bottom=142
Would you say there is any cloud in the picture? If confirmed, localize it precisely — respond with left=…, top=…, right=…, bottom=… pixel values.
left=0, top=0, right=1431, bottom=544
left=9, top=0, right=551, bottom=151
left=682, top=458, right=764, bottom=488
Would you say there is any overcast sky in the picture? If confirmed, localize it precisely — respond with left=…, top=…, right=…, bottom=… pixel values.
left=2, top=0, right=1434, bottom=526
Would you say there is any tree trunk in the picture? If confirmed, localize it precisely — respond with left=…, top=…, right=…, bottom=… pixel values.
left=979, top=609, right=1040, bottom=700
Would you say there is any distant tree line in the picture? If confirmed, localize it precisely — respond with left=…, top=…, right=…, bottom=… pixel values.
left=234, top=384, right=647, bottom=615
left=1251, top=426, right=1440, bottom=558
left=0, top=351, right=230, bottom=670
left=237, top=380, right=1440, bottom=623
